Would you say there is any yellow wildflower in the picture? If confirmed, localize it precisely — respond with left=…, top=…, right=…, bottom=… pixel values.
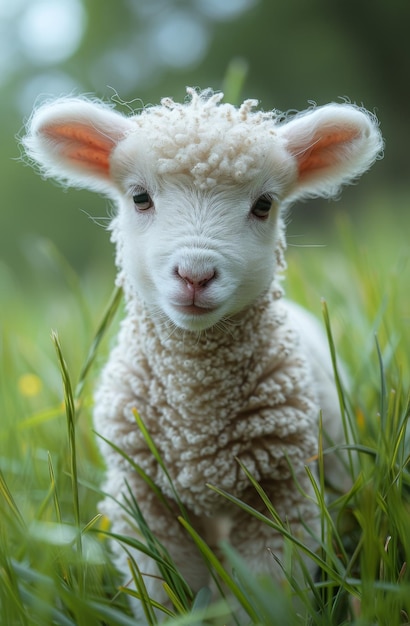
left=18, top=373, right=43, bottom=398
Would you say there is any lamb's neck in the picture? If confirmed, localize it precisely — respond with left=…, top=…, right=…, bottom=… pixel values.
left=123, top=285, right=297, bottom=423
left=133, top=286, right=284, bottom=356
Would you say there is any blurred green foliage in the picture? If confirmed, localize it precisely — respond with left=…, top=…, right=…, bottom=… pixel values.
left=1, top=4, right=410, bottom=620
left=0, top=0, right=408, bottom=278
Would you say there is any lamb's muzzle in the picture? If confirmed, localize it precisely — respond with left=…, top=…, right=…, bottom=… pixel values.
left=176, top=266, right=216, bottom=290
left=22, top=87, right=383, bottom=621
left=173, top=262, right=217, bottom=317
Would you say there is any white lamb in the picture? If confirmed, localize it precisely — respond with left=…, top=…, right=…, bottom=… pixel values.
left=24, top=88, right=383, bottom=619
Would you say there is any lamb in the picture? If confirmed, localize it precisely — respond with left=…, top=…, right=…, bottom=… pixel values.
left=23, top=87, right=383, bottom=619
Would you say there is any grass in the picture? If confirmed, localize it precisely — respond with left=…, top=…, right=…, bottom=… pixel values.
left=0, top=203, right=410, bottom=625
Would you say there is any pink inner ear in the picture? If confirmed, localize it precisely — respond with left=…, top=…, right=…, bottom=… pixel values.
left=46, top=123, right=115, bottom=174
left=67, top=145, right=110, bottom=171
left=297, top=128, right=360, bottom=177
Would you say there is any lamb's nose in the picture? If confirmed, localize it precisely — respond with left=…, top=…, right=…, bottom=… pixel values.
left=176, top=268, right=216, bottom=289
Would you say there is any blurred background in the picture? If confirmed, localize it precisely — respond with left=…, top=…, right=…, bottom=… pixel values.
left=0, top=0, right=408, bottom=281
left=0, top=3, right=409, bottom=618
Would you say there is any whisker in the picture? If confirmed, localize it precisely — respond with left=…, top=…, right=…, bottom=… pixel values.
left=287, top=243, right=327, bottom=248
left=80, top=209, right=113, bottom=230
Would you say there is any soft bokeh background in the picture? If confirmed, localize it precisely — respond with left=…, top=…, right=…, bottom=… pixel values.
left=1, top=0, right=408, bottom=281
left=1, top=5, right=409, bottom=621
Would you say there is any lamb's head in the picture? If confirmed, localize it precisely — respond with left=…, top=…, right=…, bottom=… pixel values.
left=24, top=88, right=383, bottom=331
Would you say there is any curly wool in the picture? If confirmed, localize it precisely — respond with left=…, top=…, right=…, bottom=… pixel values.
left=126, top=88, right=284, bottom=190
left=94, top=287, right=319, bottom=517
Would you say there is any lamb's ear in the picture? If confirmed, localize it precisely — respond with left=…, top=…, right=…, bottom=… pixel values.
left=23, top=98, right=134, bottom=194
left=278, top=103, right=383, bottom=201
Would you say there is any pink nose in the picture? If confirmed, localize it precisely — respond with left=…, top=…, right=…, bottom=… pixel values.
left=176, top=268, right=216, bottom=290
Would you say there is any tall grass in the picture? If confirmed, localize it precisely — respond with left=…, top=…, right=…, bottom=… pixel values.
left=0, top=203, right=409, bottom=624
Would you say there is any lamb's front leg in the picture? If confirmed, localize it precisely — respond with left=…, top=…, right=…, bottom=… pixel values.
left=228, top=474, right=320, bottom=582
left=100, top=468, right=210, bottom=620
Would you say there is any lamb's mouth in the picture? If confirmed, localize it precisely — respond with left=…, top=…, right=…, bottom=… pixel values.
left=175, top=304, right=216, bottom=315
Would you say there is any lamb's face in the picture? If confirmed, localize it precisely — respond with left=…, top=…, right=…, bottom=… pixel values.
left=108, top=106, right=296, bottom=332
left=114, top=177, right=285, bottom=331
left=107, top=107, right=296, bottom=331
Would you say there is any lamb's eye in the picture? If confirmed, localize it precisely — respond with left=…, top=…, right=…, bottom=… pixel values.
left=132, top=191, right=153, bottom=211
left=251, top=194, right=272, bottom=219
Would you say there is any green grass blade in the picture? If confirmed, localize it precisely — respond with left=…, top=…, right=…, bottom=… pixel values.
left=305, top=464, right=348, bottom=565
left=375, top=332, right=388, bottom=430
left=127, top=554, right=160, bottom=624
left=121, top=481, right=193, bottom=606
left=104, top=530, right=179, bottom=573
left=162, top=599, right=230, bottom=626
left=163, top=581, right=187, bottom=614
left=51, top=330, right=83, bottom=578
left=17, top=403, right=64, bottom=429
left=96, top=432, right=172, bottom=511
left=0, top=469, right=26, bottom=529
left=81, top=513, right=102, bottom=535
left=75, top=285, right=123, bottom=400
left=102, top=484, right=193, bottom=606
left=178, top=515, right=259, bottom=622
left=48, top=451, right=62, bottom=523
left=190, top=586, right=212, bottom=614
left=86, top=599, right=144, bottom=626
left=0, top=557, right=29, bottom=626
left=133, top=409, right=190, bottom=520
left=321, top=299, right=355, bottom=479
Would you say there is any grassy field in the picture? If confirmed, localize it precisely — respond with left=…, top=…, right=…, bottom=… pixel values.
left=1, top=199, right=409, bottom=625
